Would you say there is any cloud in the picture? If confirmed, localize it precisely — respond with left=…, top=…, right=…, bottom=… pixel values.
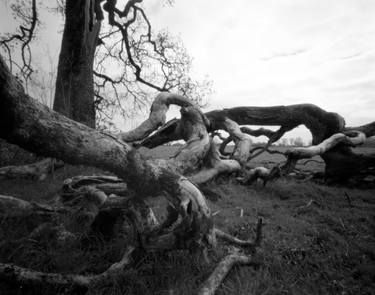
left=339, top=52, right=363, bottom=60
left=261, top=47, right=310, bottom=61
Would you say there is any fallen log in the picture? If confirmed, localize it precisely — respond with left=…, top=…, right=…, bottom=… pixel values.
left=0, top=158, right=64, bottom=180
left=141, top=104, right=375, bottom=181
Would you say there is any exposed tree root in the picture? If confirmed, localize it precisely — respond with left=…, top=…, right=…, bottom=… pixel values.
left=0, top=192, right=264, bottom=294
left=0, top=245, right=135, bottom=289
left=189, top=143, right=241, bottom=185
left=0, top=55, right=215, bottom=255
left=0, top=194, right=65, bottom=218
left=61, top=175, right=129, bottom=203
left=301, top=159, right=325, bottom=165
left=0, top=158, right=64, bottom=180
left=214, top=218, right=262, bottom=249
left=198, top=219, right=263, bottom=295
left=240, top=166, right=281, bottom=186
left=197, top=248, right=257, bottom=295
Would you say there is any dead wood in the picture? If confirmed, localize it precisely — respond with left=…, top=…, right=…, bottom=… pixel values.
left=197, top=248, right=257, bottom=295
left=0, top=194, right=65, bottom=218
left=198, top=219, right=263, bottom=295
left=285, top=131, right=366, bottom=159
left=2, top=45, right=375, bottom=292
left=188, top=143, right=241, bottom=184
left=0, top=55, right=214, bottom=254
left=61, top=175, right=129, bottom=203
left=240, top=166, right=281, bottom=186
left=214, top=218, right=262, bottom=249
left=141, top=102, right=375, bottom=181
left=216, top=118, right=252, bottom=165
left=0, top=158, right=64, bottom=180
left=0, top=245, right=135, bottom=289
left=119, top=92, right=197, bottom=142
left=142, top=104, right=347, bottom=148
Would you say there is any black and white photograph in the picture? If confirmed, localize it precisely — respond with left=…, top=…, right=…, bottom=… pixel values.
left=0, top=0, right=374, bottom=294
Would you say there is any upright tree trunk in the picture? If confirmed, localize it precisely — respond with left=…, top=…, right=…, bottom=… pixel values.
left=53, top=0, right=100, bottom=128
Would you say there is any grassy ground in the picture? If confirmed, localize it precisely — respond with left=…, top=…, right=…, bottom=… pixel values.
left=0, top=147, right=374, bottom=294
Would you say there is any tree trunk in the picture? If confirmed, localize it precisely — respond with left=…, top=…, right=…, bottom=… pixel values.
left=53, top=0, right=100, bottom=128
left=0, top=55, right=213, bottom=252
left=0, top=54, right=272, bottom=293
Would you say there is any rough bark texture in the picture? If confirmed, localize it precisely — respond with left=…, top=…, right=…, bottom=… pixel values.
left=53, top=0, right=101, bottom=128
left=143, top=104, right=345, bottom=146
left=0, top=138, right=38, bottom=166
left=0, top=55, right=213, bottom=253
left=0, top=54, right=271, bottom=293
left=120, top=92, right=196, bottom=142
left=188, top=143, right=241, bottom=184
left=0, top=158, right=64, bottom=180
left=142, top=104, right=375, bottom=181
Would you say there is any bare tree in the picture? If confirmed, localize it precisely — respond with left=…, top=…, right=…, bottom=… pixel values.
left=0, top=0, right=212, bottom=128
left=0, top=0, right=38, bottom=91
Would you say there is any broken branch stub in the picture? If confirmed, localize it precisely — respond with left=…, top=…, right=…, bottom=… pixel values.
left=285, top=131, right=366, bottom=160
left=219, top=118, right=252, bottom=165
left=119, top=92, right=195, bottom=143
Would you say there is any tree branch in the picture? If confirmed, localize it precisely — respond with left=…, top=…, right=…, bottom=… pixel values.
left=0, top=0, right=38, bottom=87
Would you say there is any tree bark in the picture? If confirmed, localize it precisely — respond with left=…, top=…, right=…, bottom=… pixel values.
left=53, top=0, right=101, bottom=128
left=0, top=54, right=273, bottom=292
left=0, top=55, right=213, bottom=252
left=197, top=249, right=255, bottom=295
left=119, top=92, right=195, bottom=142
left=0, top=158, right=64, bottom=180
left=142, top=104, right=375, bottom=181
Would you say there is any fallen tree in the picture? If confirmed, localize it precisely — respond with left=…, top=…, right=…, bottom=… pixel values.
left=0, top=55, right=263, bottom=293
left=142, top=104, right=375, bottom=183
left=1, top=48, right=374, bottom=292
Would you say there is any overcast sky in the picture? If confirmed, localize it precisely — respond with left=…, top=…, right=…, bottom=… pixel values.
left=1, top=0, right=374, bottom=141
